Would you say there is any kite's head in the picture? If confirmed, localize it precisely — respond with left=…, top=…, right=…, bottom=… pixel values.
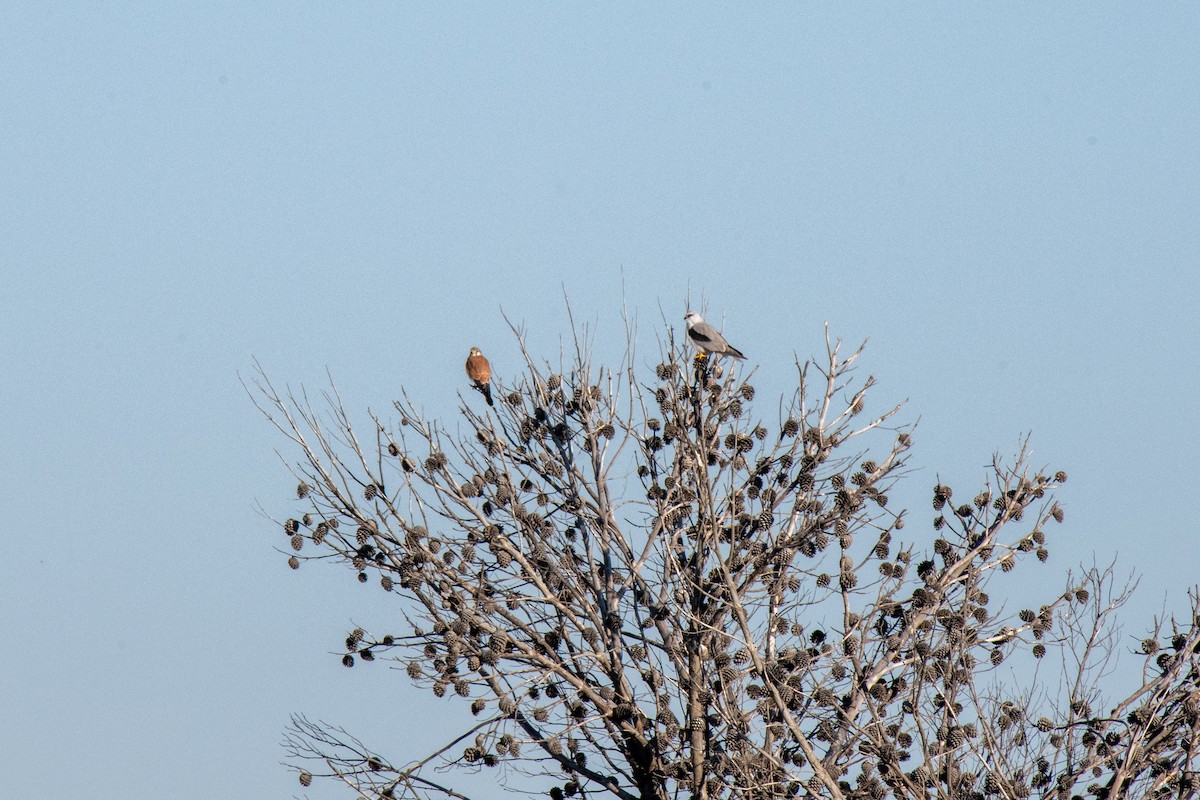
left=683, top=311, right=703, bottom=326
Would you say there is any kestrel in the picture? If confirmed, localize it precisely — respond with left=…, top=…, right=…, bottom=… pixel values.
left=684, top=311, right=745, bottom=360
left=465, top=347, right=494, bottom=406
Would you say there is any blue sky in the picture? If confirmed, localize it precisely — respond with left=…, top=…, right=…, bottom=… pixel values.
left=2, top=5, right=1198, bottom=798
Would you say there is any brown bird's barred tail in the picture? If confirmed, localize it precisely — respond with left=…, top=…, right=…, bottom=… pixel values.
left=481, top=383, right=494, bottom=407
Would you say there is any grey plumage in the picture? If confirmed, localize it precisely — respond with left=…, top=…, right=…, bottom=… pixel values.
left=684, top=311, right=745, bottom=359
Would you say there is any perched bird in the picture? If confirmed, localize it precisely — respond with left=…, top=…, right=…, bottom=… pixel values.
left=465, top=347, right=494, bottom=406
left=684, top=311, right=745, bottom=360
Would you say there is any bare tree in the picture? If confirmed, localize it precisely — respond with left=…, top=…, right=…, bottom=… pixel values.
left=250, top=310, right=1200, bottom=800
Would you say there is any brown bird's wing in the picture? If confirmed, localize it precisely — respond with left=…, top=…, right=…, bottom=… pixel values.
left=465, top=353, right=491, bottom=384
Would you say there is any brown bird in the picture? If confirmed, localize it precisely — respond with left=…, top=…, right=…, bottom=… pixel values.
left=465, top=347, right=494, bottom=406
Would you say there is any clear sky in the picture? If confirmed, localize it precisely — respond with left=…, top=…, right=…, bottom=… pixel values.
left=2, top=4, right=1198, bottom=798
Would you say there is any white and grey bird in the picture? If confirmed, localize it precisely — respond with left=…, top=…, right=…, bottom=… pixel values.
left=684, top=311, right=745, bottom=360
